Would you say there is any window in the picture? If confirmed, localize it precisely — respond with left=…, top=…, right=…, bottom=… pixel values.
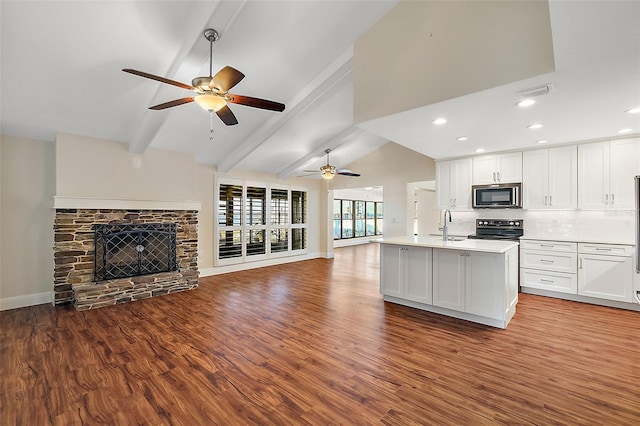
left=341, top=200, right=353, bottom=238
left=216, top=180, right=307, bottom=264
left=354, top=201, right=365, bottom=237
left=218, top=183, right=243, bottom=259
left=291, top=191, right=307, bottom=251
left=334, top=198, right=383, bottom=240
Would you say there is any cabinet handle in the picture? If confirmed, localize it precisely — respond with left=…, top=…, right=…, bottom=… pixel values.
left=544, top=195, right=548, bottom=206
left=595, top=247, right=612, bottom=251
left=540, top=278, right=555, bottom=283
left=540, top=259, right=555, bottom=263
left=605, top=193, right=608, bottom=204
left=611, top=193, right=614, bottom=205
left=549, top=195, right=552, bottom=206
left=540, top=244, right=555, bottom=248
left=497, top=171, right=501, bottom=182
left=492, top=172, right=496, bottom=182
left=579, top=258, right=583, bottom=269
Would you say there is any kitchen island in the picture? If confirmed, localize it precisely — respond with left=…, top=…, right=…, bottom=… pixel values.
left=379, top=236, right=519, bottom=329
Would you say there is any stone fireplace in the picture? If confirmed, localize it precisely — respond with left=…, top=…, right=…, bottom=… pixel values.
left=53, top=207, right=199, bottom=310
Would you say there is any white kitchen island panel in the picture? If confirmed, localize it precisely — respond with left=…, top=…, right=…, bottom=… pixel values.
left=379, top=237, right=519, bottom=329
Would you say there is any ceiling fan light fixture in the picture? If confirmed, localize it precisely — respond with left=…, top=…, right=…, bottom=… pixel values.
left=321, top=165, right=336, bottom=180
left=195, top=94, right=226, bottom=112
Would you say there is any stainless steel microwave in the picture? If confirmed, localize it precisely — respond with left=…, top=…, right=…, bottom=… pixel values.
left=472, top=183, right=522, bottom=209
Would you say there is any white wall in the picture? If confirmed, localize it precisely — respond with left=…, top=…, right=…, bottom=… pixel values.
left=0, top=134, right=55, bottom=309
left=329, top=142, right=436, bottom=239
left=55, top=132, right=197, bottom=201
left=354, top=0, right=554, bottom=123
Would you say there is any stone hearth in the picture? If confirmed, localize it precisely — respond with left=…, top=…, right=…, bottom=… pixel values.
left=54, top=209, right=198, bottom=310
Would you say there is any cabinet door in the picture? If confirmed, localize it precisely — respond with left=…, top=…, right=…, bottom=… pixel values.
left=609, top=138, right=640, bottom=209
left=465, top=251, right=503, bottom=319
left=548, top=145, right=577, bottom=209
left=405, top=247, right=433, bottom=304
left=380, top=245, right=403, bottom=297
left=433, top=249, right=465, bottom=311
left=578, top=253, right=633, bottom=302
left=472, top=156, right=498, bottom=184
left=451, top=158, right=472, bottom=210
left=578, top=142, right=609, bottom=209
left=435, top=161, right=452, bottom=209
left=522, top=149, right=548, bottom=209
left=496, top=152, right=522, bottom=183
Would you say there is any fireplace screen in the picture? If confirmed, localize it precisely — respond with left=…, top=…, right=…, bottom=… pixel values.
left=94, top=223, right=177, bottom=281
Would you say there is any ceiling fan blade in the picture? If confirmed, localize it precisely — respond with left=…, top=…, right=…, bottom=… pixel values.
left=149, top=97, right=195, bottom=110
left=215, top=105, right=239, bottom=126
left=337, top=170, right=361, bottom=177
left=302, top=169, right=320, bottom=173
left=226, top=94, right=285, bottom=112
left=123, top=69, right=194, bottom=91
left=297, top=173, right=319, bottom=178
left=210, top=66, right=245, bottom=92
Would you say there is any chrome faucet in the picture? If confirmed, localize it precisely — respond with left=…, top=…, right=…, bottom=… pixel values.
left=442, top=209, right=452, bottom=241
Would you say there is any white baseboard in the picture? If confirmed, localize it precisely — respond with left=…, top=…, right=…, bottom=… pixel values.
left=0, top=292, right=53, bottom=311
left=199, top=252, right=326, bottom=277
left=333, top=238, right=377, bottom=248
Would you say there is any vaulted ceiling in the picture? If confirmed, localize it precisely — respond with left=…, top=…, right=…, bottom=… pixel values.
left=1, top=1, right=639, bottom=180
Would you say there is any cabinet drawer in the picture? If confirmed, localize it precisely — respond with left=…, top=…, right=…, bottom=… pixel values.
left=520, top=240, right=577, bottom=253
left=520, top=250, right=577, bottom=273
left=578, top=243, right=634, bottom=256
left=521, top=269, right=577, bottom=294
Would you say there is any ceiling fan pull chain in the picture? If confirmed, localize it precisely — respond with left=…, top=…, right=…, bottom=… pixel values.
left=209, top=111, right=215, bottom=142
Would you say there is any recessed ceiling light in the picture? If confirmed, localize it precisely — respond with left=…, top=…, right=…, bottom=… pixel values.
left=517, top=99, right=536, bottom=107
left=456, top=136, right=468, bottom=141
left=527, top=123, right=543, bottom=129
left=625, top=107, right=640, bottom=114
left=475, top=148, right=485, bottom=153
left=536, top=140, right=548, bottom=144
left=617, top=128, right=633, bottom=134
left=432, top=118, right=447, bottom=125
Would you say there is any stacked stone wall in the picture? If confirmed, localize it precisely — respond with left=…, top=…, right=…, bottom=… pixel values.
left=53, top=209, right=198, bottom=310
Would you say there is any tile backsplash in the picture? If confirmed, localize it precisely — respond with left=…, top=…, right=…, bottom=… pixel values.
left=437, top=209, right=636, bottom=245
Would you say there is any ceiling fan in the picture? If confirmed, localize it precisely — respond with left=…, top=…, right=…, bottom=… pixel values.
left=302, top=149, right=361, bottom=180
left=123, top=28, right=285, bottom=126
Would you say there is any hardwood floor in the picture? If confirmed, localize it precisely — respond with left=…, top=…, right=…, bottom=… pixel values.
left=2, top=243, right=639, bottom=425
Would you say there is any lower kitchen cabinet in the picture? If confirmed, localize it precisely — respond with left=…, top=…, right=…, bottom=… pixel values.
left=520, top=240, right=578, bottom=294
left=433, top=248, right=518, bottom=321
left=520, top=239, right=637, bottom=307
left=380, top=244, right=432, bottom=304
left=432, top=249, right=465, bottom=311
left=578, top=243, right=634, bottom=302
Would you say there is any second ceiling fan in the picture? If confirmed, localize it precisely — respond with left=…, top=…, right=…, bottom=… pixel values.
left=123, top=28, right=285, bottom=126
left=302, top=149, right=361, bottom=180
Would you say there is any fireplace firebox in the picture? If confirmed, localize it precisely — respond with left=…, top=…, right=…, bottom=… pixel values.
left=94, top=223, right=177, bottom=281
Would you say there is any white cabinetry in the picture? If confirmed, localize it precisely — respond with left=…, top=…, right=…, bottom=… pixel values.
left=432, top=249, right=465, bottom=311
left=436, top=158, right=472, bottom=210
left=520, top=240, right=577, bottom=294
left=433, top=248, right=518, bottom=321
left=578, top=243, right=634, bottom=302
left=472, top=152, right=522, bottom=184
left=522, top=145, right=577, bottom=209
left=578, top=139, right=640, bottom=209
left=380, top=244, right=432, bottom=304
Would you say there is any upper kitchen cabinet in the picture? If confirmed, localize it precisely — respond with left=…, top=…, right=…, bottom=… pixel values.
left=436, top=158, right=472, bottom=210
left=522, top=145, right=577, bottom=210
left=472, top=152, right=523, bottom=184
left=578, top=138, right=640, bottom=210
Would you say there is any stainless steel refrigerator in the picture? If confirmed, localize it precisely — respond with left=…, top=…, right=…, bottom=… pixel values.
left=636, top=176, right=640, bottom=302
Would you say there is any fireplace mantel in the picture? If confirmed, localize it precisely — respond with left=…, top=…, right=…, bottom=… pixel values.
left=52, top=196, right=201, bottom=211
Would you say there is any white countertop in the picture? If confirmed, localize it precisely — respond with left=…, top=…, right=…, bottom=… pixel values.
left=377, top=236, right=518, bottom=253
left=521, top=234, right=635, bottom=246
